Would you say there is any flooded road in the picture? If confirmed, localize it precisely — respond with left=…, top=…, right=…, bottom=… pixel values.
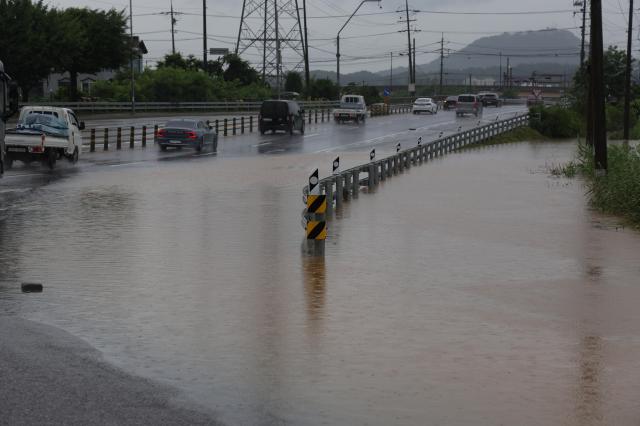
left=2, top=140, right=640, bottom=425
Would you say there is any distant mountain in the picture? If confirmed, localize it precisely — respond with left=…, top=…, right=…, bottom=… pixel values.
left=312, top=29, right=581, bottom=86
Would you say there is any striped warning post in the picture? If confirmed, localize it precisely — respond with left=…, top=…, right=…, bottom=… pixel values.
left=307, top=194, right=327, bottom=214
left=306, top=221, right=327, bottom=240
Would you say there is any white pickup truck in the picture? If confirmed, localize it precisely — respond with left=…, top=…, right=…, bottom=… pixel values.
left=4, top=106, right=84, bottom=169
left=333, top=94, right=368, bottom=124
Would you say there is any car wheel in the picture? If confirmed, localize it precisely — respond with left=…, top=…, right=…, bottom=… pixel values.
left=70, top=147, right=79, bottom=163
left=160, top=145, right=167, bottom=151
left=196, top=139, right=203, bottom=152
left=5, top=157, right=13, bottom=170
left=46, top=149, right=57, bottom=169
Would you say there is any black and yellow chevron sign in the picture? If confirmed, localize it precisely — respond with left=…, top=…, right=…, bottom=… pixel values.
left=306, top=221, right=327, bottom=240
left=306, top=194, right=327, bottom=214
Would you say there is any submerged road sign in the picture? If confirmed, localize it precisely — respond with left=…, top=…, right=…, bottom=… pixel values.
left=307, top=194, right=327, bottom=214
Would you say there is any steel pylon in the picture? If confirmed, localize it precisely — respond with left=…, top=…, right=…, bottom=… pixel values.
left=236, top=0, right=305, bottom=90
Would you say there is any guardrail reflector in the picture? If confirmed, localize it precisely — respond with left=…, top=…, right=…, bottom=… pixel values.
left=306, top=221, right=327, bottom=240
left=307, top=194, right=327, bottom=214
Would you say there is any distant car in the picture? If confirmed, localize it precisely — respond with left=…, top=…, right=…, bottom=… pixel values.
left=259, top=99, right=305, bottom=134
left=478, top=92, right=502, bottom=107
left=412, top=97, right=438, bottom=114
left=156, top=119, right=218, bottom=152
left=456, top=94, right=483, bottom=117
left=443, top=95, right=458, bottom=110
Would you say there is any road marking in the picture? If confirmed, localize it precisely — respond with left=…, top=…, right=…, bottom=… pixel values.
left=1, top=173, right=48, bottom=179
left=109, top=161, right=146, bottom=168
left=303, top=133, right=319, bottom=138
left=252, top=142, right=271, bottom=147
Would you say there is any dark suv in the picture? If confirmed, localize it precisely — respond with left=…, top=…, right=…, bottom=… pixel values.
left=478, top=92, right=502, bottom=107
left=258, top=100, right=305, bottom=135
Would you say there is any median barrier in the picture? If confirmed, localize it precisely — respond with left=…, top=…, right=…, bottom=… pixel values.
left=301, top=113, right=530, bottom=253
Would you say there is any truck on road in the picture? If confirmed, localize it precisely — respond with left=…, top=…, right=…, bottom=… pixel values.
left=333, top=95, right=367, bottom=124
left=4, top=106, right=84, bottom=170
left=1, top=60, right=19, bottom=177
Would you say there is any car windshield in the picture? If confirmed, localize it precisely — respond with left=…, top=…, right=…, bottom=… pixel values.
left=415, top=98, right=431, bottom=104
left=16, top=113, right=69, bottom=137
left=165, top=120, right=197, bottom=129
left=446, top=96, right=457, bottom=101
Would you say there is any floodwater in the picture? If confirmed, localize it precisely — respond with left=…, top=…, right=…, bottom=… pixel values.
left=2, top=141, right=640, bottom=425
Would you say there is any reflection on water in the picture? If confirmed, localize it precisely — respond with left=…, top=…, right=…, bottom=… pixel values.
left=2, top=144, right=640, bottom=424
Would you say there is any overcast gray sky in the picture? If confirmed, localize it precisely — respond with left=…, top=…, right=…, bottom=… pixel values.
left=45, top=0, right=636, bottom=73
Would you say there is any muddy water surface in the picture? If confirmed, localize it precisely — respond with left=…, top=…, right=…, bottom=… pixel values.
left=1, top=141, right=640, bottom=425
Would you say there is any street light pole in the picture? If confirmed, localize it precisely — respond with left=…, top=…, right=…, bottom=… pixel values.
left=130, top=0, right=135, bottom=114
left=336, top=0, right=380, bottom=89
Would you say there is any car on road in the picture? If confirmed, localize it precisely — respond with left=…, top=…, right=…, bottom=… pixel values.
left=412, top=97, right=438, bottom=114
left=4, top=106, right=84, bottom=169
left=456, top=94, right=483, bottom=117
left=478, top=92, right=502, bottom=107
left=333, top=95, right=367, bottom=123
left=156, top=119, right=218, bottom=152
left=443, top=96, right=458, bottom=110
left=258, top=100, right=305, bottom=135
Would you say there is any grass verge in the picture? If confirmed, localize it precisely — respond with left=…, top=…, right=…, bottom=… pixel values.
left=551, top=143, right=640, bottom=227
left=458, top=126, right=546, bottom=151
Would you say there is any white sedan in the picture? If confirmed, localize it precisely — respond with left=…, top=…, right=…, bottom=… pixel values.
left=412, top=97, right=438, bottom=114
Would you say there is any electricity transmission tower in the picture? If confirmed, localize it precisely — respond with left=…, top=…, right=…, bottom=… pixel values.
left=236, top=0, right=306, bottom=91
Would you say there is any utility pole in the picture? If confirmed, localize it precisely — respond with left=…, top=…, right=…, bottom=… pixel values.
left=580, top=0, right=587, bottom=68
left=623, top=0, right=634, bottom=143
left=590, top=0, right=607, bottom=171
left=390, top=52, right=393, bottom=90
left=302, top=0, right=310, bottom=89
left=129, top=0, right=135, bottom=114
left=275, top=0, right=281, bottom=97
left=413, top=37, right=416, bottom=88
left=170, top=0, right=176, bottom=54
left=202, top=0, right=207, bottom=72
left=439, top=34, right=444, bottom=94
left=506, top=56, right=510, bottom=87
left=499, top=51, right=502, bottom=88
left=404, top=0, right=413, bottom=93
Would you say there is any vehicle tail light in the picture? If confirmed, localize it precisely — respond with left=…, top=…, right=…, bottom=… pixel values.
left=156, top=129, right=167, bottom=138
left=30, top=146, right=43, bottom=153
left=185, top=131, right=197, bottom=139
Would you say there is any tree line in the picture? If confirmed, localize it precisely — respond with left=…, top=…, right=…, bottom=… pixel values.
left=0, top=0, right=362, bottom=102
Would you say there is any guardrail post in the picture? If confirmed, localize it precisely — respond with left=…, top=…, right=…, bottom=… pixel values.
left=324, top=181, right=334, bottom=217
left=142, top=126, right=147, bottom=147
left=386, top=158, right=392, bottom=177
left=368, top=163, right=375, bottom=189
left=103, top=128, right=109, bottom=151
left=321, top=109, right=325, bottom=122
left=224, top=118, right=228, bottom=137
left=241, top=117, right=245, bottom=134
left=335, top=176, right=343, bottom=208
left=352, top=170, right=360, bottom=197
left=154, top=125, right=158, bottom=144
left=129, top=126, right=135, bottom=149
left=379, top=161, right=386, bottom=181
left=315, top=109, right=318, bottom=123
left=308, top=110, right=312, bottom=124
left=116, top=127, right=122, bottom=150
left=90, top=128, right=96, bottom=152
left=250, top=116, right=253, bottom=132
left=232, top=117, right=237, bottom=136
left=343, top=173, right=351, bottom=200
left=215, top=119, right=219, bottom=135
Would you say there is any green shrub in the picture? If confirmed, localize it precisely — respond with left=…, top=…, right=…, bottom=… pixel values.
left=529, top=105, right=583, bottom=138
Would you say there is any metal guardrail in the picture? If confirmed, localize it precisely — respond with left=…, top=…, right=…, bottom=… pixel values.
left=302, top=113, right=530, bottom=218
left=81, top=104, right=415, bottom=151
